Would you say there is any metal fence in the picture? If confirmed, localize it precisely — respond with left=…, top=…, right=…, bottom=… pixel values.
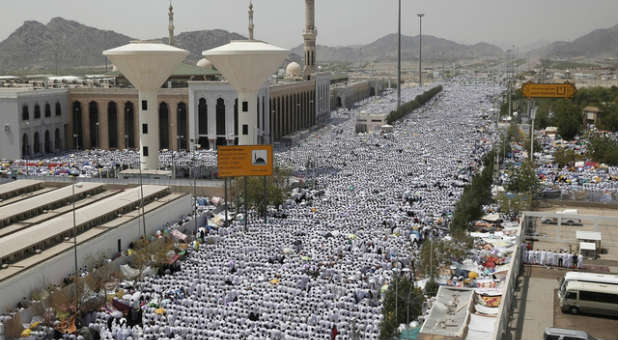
left=538, top=189, right=617, bottom=205
left=0, top=176, right=224, bottom=189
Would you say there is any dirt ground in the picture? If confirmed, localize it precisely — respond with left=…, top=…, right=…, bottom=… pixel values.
left=553, top=287, right=618, bottom=340
left=532, top=205, right=618, bottom=270
left=505, top=266, right=618, bottom=340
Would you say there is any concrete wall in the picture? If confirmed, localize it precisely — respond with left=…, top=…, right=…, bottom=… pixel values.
left=0, top=194, right=191, bottom=312
left=0, top=94, right=20, bottom=160
left=0, top=89, right=68, bottom=160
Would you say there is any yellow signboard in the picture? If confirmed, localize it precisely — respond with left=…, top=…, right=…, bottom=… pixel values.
left=217, top=145, right=274, bottom=177
left=521, top=82, right=576, bottom=99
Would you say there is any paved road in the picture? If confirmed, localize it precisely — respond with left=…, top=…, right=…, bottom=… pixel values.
left=505, top=266, right=618, bottom=340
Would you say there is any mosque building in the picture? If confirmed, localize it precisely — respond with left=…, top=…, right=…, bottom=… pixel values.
left=0, top=1, right=384, bottom=160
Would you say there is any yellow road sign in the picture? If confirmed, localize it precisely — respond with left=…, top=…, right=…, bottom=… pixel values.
left=521, top=82, right=576, bottom=99
left=217, top=145, right=273, bottom=177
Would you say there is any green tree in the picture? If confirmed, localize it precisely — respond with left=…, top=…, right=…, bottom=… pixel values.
left=379, top=276, right=424, bottom=340
left=587, top=136, right=618, bottom=165
left=553, top=100, right=582, bottom=140
left=230, top=167, right=292, bottom=214
left=507, top=160, right=539, bottom=194
left=553, top=148, right=581, bottom=168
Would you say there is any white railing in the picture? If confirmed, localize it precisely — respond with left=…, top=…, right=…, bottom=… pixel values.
left=492, top=217, right=523, bottom=340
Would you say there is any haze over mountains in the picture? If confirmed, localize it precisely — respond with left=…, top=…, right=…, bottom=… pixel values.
left=529, top=25, right=618, bottom=59
left=0, top=17, right=615, bottom=72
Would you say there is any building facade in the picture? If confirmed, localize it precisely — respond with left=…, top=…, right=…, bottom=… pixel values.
left=188, top=81, right=269, bottom=149
left=68, top=88, right=189, bottom=151
left=0, top=89, right=68, bottom=160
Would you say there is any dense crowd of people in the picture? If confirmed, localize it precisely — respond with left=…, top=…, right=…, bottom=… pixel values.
left=73, top=82, right=502, bottom=340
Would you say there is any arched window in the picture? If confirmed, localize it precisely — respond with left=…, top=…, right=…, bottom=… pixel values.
left=216, top=98, right=226, bottom=146
left=72, top=101, right=83, bottom=149
left=44, top=130, right=51, bottom=153
left=33, top=132, right=41, bottom=154
left=198, top=98, right=208, bottom=135
left=22, top=105, right=29, bottom=121
left=54, top=128, right=62, bottom=150
left=89, top=101, right=99, bottom=148
left=34, top=104, right=41, bottom=119
left=177, top=102, right=187, bottom=150
left=124, top=102, right=135, bottom=148
left=55, top=102, right=62, bottom=116
left=22, top=134, right=29, bottom=157
left=108, top=101, right=118, bottom=148
left=159, top=102, right=169, bottom=149
left=44, top=103, right=51, bottom=118
left=233, top=99, right=238, bottom=136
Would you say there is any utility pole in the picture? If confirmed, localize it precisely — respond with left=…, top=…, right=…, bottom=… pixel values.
left=397, top=0, right=402, bottom=110
left=418, top=14, right=424, bottom=88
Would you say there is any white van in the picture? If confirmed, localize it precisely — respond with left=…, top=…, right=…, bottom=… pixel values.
left=559, top=281, right=618, bottom=317
left=558, top=272, right=618, bottom=296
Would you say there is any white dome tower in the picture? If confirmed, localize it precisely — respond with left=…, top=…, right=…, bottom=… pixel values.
left=104, top=41, right=189, bottom=170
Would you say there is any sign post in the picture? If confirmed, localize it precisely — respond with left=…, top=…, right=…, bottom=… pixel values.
left=217, top=145, right=274, bottom=178
left=218, top=145, right=274, bottom=231
left=521, top=82, right=576, bottom=99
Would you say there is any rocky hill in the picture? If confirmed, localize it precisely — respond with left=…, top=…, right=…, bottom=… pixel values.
left=291, top=33, right=504, bottom=63
left=530, top=25, right=618, bottom=59
left=0, top=17, right=133, bottom=71
left=0, top=17, right=302, bottom=73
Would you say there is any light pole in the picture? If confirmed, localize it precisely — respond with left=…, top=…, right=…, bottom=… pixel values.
left=138, top=158, right=146, bottom=238
left=95, top=121, right=100, bottom=149
left=397, top=0, right=402, bottom=110
left=418, top=14, right=424, bottom=88
left=530, top=105, right=536, bottom=162
left=69, top=168, right=80, bottom=312
left=193, top=144, right=200, bottom=236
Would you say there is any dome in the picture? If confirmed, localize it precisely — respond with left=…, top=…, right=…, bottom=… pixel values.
left=197, top=58, right=213, bottom=69
left=285, top=62, right=302, bottom=78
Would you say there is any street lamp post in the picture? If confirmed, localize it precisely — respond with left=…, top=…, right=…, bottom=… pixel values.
left=193, top=144, right=200, bottom=236
left=418, top=14, right=424, bottom=88
left=397, top=0, right=402, bottom=110
left=530, top=103, right=536, bottom=162
left=138, top=158, right=146, bottom=238
left=69, top=169, right=80, bottom=312
left=95, top=121, right=100, bottom=149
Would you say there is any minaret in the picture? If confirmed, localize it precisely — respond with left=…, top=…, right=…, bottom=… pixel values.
left=303, top=0, right=317, bottom=80
left=248, top=1, right=255, bottom=40
left=168, top=1, right=175, bottom=46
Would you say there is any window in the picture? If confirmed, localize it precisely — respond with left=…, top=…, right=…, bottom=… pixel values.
left=22, top=105, right=29, bottom=121
left=565, top=292, right=576, bottom=300
left=242, top=101, right=248, bottom=112
left=142, top=124, right=148, bottom=134
left=243, top=124, right=249, bottom=135
left=143, top=146, right=149, bottom=156
left=55, top=102, right=62, bottom=116
left=44, top=103, right=51, bottom=117
left=34, top=104, right=41, bottom=119
left=142, top=100, right=148, bottom=110
left=117, top=239, right=121, bottom=253
left=579, top=291, right=618, bottom=303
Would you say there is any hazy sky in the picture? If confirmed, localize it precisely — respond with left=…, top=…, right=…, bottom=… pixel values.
left=1, top=0, right=617, bottom=50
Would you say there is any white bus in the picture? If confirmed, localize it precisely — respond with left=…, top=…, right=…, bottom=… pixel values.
left=558, top=272, right=618, bottom=297
left=559, top=281, right=618, bottom=316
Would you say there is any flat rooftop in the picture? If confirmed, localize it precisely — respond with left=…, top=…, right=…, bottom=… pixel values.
left=0, top=182, right=104, bottom=226
left=0, top=180, right=42, bottom=199
left=0, top=184, right=168, bottom=260
left=419, top=287, right=474, bottom=339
